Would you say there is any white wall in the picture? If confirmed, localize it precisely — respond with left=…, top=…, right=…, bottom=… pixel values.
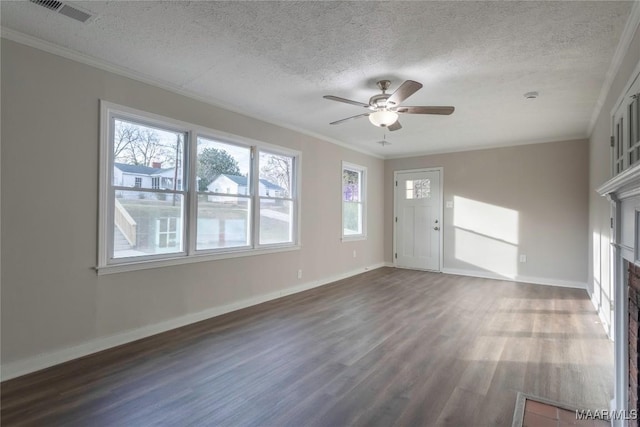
left=588, top=21, right=640, bottom=336
left=0, top=39, right=385, bottom=378
left=385, top=139, right=590, bottom=287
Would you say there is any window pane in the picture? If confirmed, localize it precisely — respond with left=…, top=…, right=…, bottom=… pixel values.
left=405, top=179, right=431, bottom=199
left=343, top=169, right=361, bottom=202
left=113, top=191, right=184, bottom=258
left=343, top=202, right=363, bottom=235
left=415, top=179, right=431, bottom=198
left=197, top=137, right=250, bottom=193
left=259, top=199, right=293, bottom=245
left=113, top=119, right=185, bottom=191
left=197, top=195, right=250, bottom=250
left=259, top=152, right=293, bottom=198
left=405, top=180, right=414, bottom=199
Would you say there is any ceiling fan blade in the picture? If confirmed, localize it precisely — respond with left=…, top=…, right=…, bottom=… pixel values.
left=397, top=106, right=455, bottom=115
left=386, top=80, right=423, bottom=107
left=388, top=121, right=402, bottom=131
left=323, top=95, right=370, bottom=108
left=329, top=113, right=370, bottom=125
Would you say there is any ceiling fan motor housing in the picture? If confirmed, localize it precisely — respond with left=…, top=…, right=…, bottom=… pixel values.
left=369, top=93, right=391, bottom=109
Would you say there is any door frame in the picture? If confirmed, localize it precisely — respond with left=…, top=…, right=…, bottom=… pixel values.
left=393, top=167, right=444, bottom=272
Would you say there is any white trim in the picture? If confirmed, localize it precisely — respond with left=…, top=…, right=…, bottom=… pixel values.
left=597, top=135, right=640, bottom=425
left=597, top=162, right=640, bottom=196
left=588, top=1, right=640, bottom=136
left=442, top=268, right=587, bottom=290
left=341, top=161, right=367, bottom=240
left=1, top=262, right=387, bottom=381
left=393, top=167, right=444, bottom=272
left=0, top=29, right=383, bottom=160
left=97, top=244, right=301, bottom=275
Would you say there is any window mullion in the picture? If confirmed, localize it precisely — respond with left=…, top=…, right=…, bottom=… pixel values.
left=187, top=130, right=198, bottom=256
left=252, top=147, right=260, bottom=249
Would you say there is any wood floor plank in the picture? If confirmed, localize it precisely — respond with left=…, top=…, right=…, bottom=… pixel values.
left=1, top=268, right=613, bottom=426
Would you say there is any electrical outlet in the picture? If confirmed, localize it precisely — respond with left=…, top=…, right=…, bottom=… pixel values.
left=519, top=254, right=527, bottom=263
left=297, top=269, right=302, bottom=279
left=353, top=250, right=357, bottom=258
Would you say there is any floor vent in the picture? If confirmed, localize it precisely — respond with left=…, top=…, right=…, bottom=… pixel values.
left=29, top=0, right=92, bottom=23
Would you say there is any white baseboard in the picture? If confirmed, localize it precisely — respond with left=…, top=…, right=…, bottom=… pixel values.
left=441, top=267, right=587, bottom=290
left=1, top=262, right=386, bottom=382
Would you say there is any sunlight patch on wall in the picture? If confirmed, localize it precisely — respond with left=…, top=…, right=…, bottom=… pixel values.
left=453, top=196, right=519, bottom=244
left=453, top=196, right=519, bottom=278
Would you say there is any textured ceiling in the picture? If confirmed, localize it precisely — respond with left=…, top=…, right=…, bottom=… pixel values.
left=1, top=1, right=633, bottom=157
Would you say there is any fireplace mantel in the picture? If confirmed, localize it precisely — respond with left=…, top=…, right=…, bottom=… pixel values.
left=598, top=163, right=640, bottom=204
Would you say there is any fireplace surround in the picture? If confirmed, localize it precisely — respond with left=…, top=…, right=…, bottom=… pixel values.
left=597, top=163, right=640, bottom=427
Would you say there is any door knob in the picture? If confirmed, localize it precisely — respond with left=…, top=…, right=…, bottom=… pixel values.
left=434, top=226, right=440, bottom=231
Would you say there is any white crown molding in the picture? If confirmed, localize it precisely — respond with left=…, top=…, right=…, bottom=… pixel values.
left=0, top=28, right=383, bottom=160
left=0, top=262, right=387, bottom=381
left=587, top=1, right=640, bottom=136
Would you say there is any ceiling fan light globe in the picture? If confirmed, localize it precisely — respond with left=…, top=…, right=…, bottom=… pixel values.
left=369, top=110, right=399, bottom=127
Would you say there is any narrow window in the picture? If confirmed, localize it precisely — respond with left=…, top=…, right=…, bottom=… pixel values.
left=258, top=151, right=296, bottom=245
left=342, top=162, right=367, bottom=240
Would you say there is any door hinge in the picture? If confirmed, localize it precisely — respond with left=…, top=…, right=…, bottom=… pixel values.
left=395, top=217, right=397, bottom=223
left=610, top=136, right=615, bottom=147
left=395, top=253, right=397, bottom=259
left=611, top=217, right=614, bottom=228
left=395, top=180, right=398, bottom=186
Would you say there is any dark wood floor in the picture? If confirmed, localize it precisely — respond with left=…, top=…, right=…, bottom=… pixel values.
left=1, top=268, right=613, bottom=426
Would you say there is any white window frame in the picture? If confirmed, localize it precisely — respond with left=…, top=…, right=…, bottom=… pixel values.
left=98, top=101, right=301, bottom=274
left=612, top=68, right=640, bottom=176
left=341, top=161, right=367, bottom=241
left=256, top=148, right=299, bottom=248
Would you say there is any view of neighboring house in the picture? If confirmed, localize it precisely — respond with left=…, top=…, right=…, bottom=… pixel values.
left=113, top=162, right=181, bottom=192
left=112, top=170, right=287, bottom=255
left=207, top=174, right=285, bottom=202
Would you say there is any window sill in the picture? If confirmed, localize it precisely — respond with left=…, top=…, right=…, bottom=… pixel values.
left=96, top=244, right=301, bottom=275
left=342, top=235, right=367, bottom=242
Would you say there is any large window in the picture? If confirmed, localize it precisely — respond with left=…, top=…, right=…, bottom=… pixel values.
left=99, top=102, right=300, bottom=273
left=342, top=162, right=366, bottom=240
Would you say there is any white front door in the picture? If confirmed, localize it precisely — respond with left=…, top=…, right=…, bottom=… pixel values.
left=394, top=169, right=442, bottom=271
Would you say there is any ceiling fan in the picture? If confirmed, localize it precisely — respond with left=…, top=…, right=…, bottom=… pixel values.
left=324, top=80, right=454, bottom=131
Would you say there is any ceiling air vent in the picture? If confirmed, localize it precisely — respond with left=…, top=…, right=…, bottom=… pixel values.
left=29, top=0, right=93, bottom=23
